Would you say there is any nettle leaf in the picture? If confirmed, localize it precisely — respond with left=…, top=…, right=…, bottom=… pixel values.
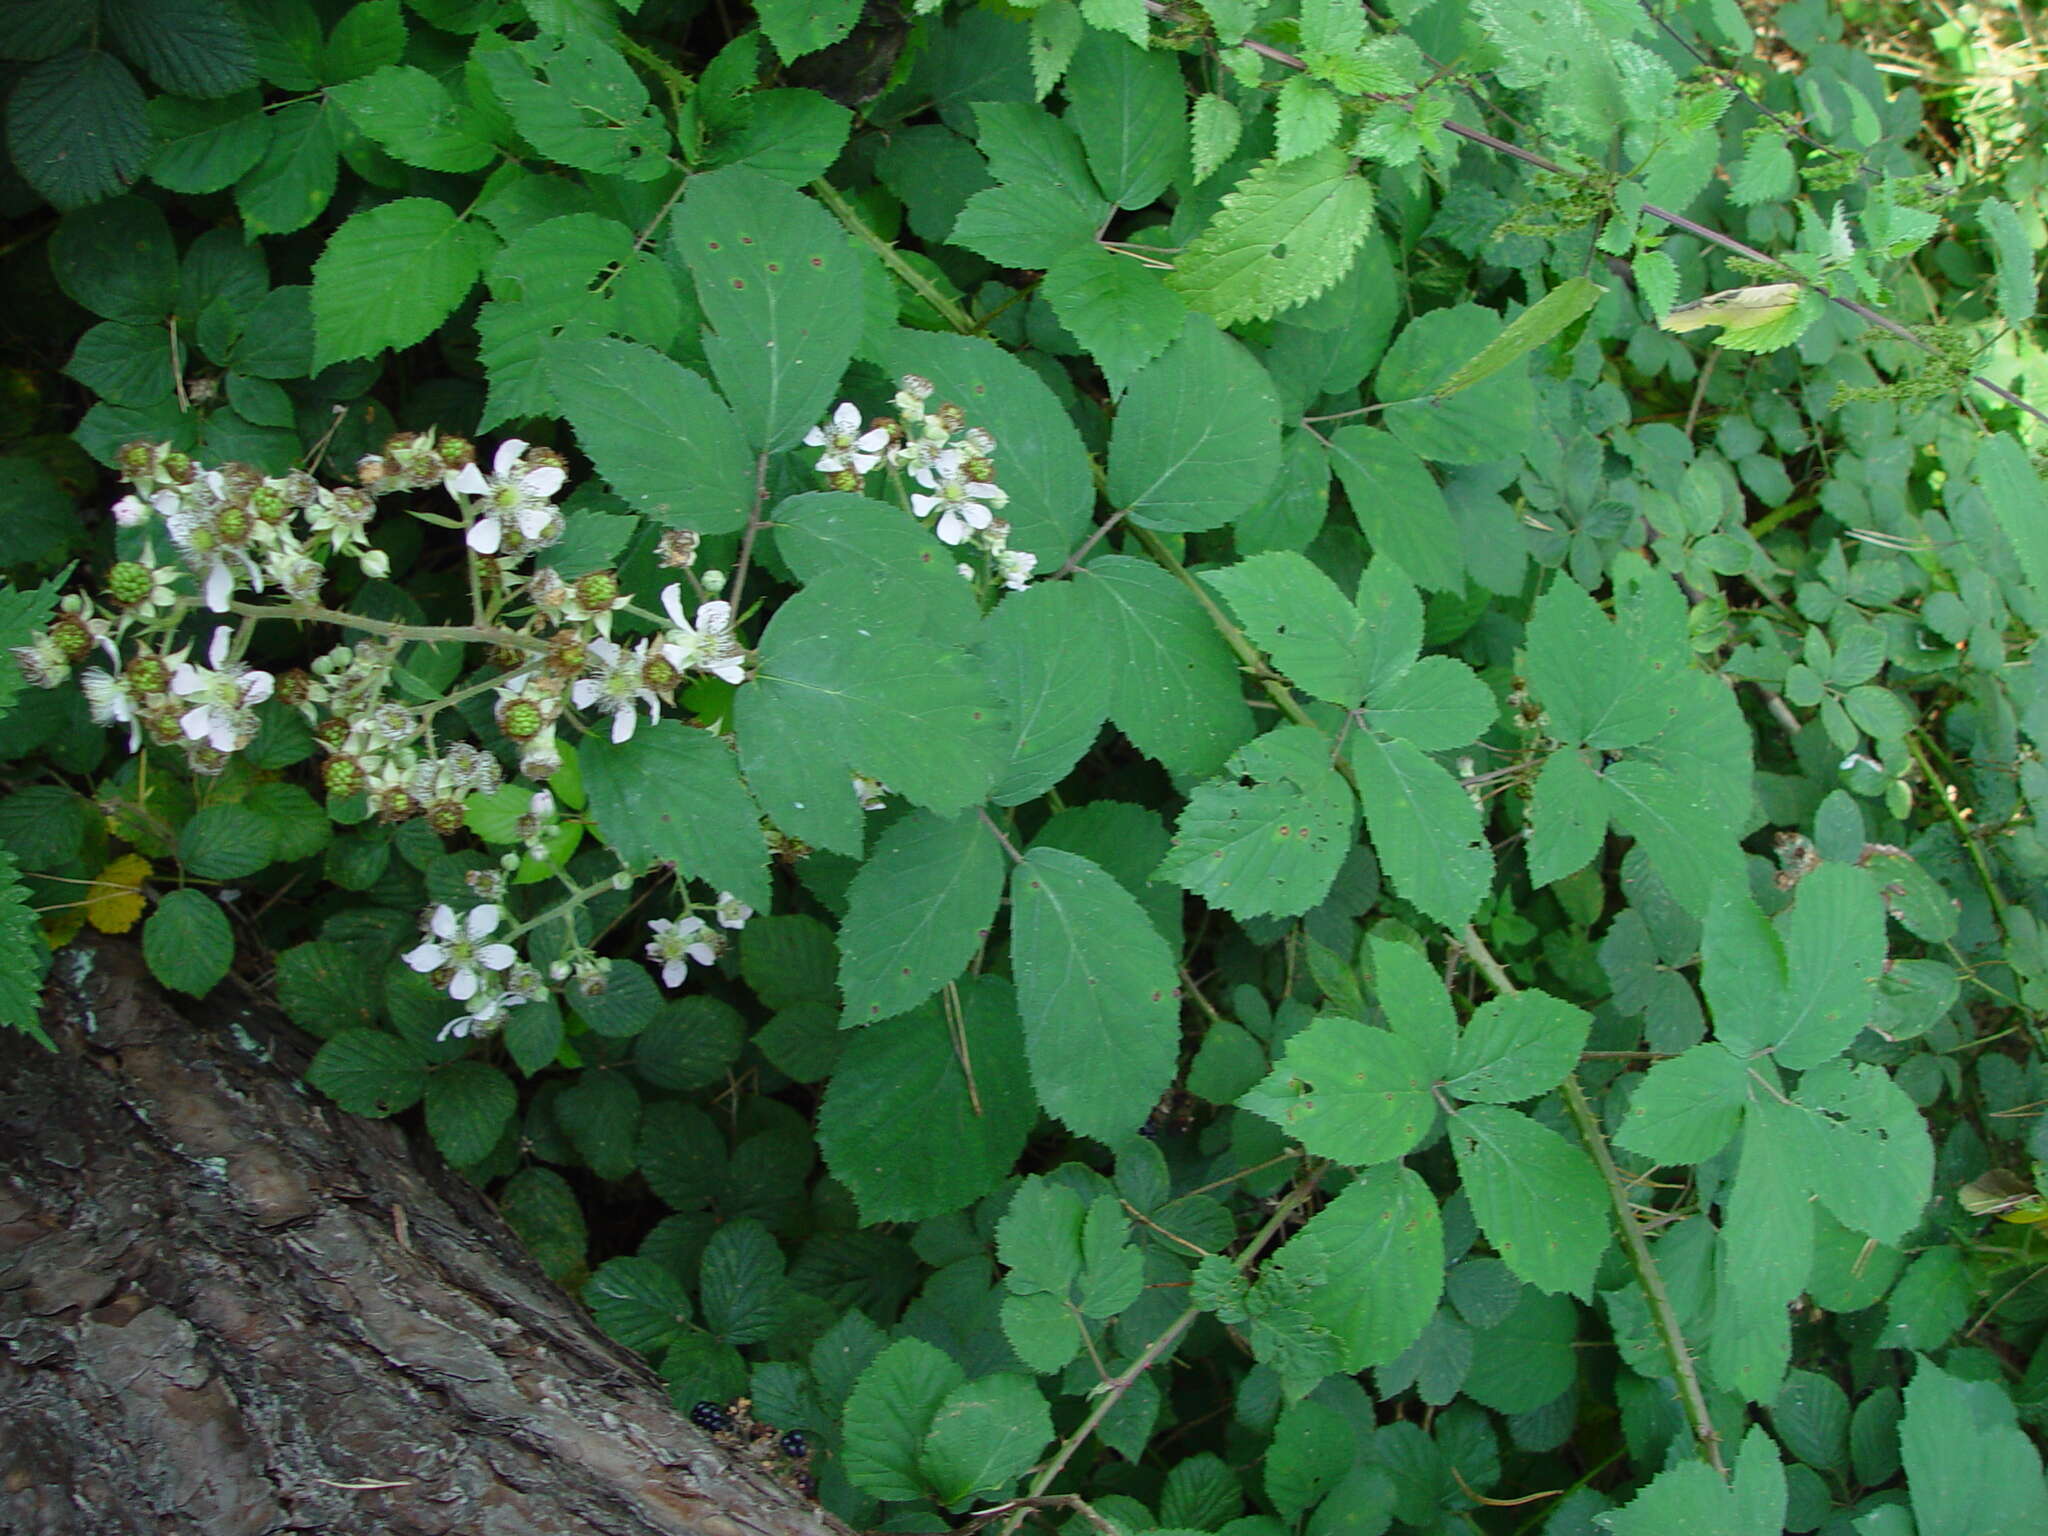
left=549, top=337, right=754, bottom=533
left=579, top=720, right=769, bottom=914
left=844, top=1338, right=967, bottom=1503
left=1977, top=199, right=2037, bottom=330
left=1327, top=427, right=1463, bottom=591
left=1347, top=732, right=1492, bottom=930
left=1168, top=147, right=1376, bottom=327
left=1009, top=847, right=1179, bottom=1141
left=1040, top=244, right=1188, bottom=397
left=1062, top=30, right=1188, bottom=209
left=1445, top=990, right=1591, bottom=1104
left=329, top=63, right=495, bottom=173
left=671, top=168, right=863, bottom=453
left=1978, top=431, right=2048, bottom=603
left=741, top=568, right=1007, bottom=822
left=1239, top=1014, right=1436, bottom=1165
left=1615, top=1042, right=1749, bottom=1164
left=1108, top=314, right=1283, bottom=532
left=311, top=197, right=493, bottom=367
left=1448, top=1103, right=1609, bottom=1296
left=1189, top=91, right=1242, bottom=183
left=1204, top=550, right=1371, bottom=707
left=1287, top=1166, right=1443, bottom=1368
left=1156, top=724, right=1356, bottom=919
left=837, top=810, right=1007, bottom=1027
left=978, top=581, right=1114, bottom=807
left=479, top=30, right=670, bottom=180
left=1087, top=554, right=1256, bottom=777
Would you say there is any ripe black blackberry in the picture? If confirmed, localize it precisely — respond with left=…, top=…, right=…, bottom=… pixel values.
left=779, top=1429, right=809, bottom=1460
left=690, top=1401, right=734, bottom=1434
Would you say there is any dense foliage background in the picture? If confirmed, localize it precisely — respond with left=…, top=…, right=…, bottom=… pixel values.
left=3, top=0, right=2047, bottom=1530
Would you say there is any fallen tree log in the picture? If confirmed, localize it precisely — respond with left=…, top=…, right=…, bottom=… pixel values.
left=0, top=937, right=853, bottom=1536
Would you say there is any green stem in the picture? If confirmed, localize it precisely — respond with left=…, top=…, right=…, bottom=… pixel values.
left=998, top=1163, right=1328, bottom=1536
left=225, top=600, right=547, bottom=652
left=1458, top=924, right=1727, bottom=1477
left=810, top=177, right=979, bottom=336
left=1905, top=729, right=2011, bottom=939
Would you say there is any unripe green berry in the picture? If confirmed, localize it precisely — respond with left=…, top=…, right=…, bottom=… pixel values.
left=499, top=698, right=544, bottom=740
left=216, top=504, right=252, bottom=544
left=323, top=757, right=363, bottom=796
left=427, top=800, right=466, bottom=836
left=49, top=616, right=92, bottom=660
left=106, top=561, right=154, bottom=606
left=376, top=786, right=416, bottom=823
left=127, top=655, right=169, bottom=694
left=642, top=654, right=680, bottom=693
left=575, top=571, right=618, bottom=610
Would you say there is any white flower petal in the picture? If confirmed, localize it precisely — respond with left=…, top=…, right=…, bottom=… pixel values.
left=476, top=943, right=517, bottom=972
left=522, top=465, right=565, bottom=498
left=494, top=439, right=528, bottom=476
left=204, top=561, right=232, bottom=612
left=430, top=905, right=460, bottom=939
left=467, top=515, right=503, bottom=555
left=448, top=968, right=480, bottom=1002
left=449, top=463, right=489, bottom=496
left=404, top=941, right=447, bottom=972
left=831, top=401, right=861, bottom=432
left=466, top=905, right=501, bottom=939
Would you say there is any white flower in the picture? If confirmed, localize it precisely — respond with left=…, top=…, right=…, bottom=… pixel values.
left=646, top=915, right=717, bottom=989
left=571, top=637, right=663, bottom=744
left=852, top=774, right=889, bottom=811
left=403, top=903, right=517, bottom=1003
left=909, top=451, right=1005, bottom=546
left=80, top=668, right=142, bottom=752
left=169, top=628, right=275, bottom=754
left=713, top=891, right=753, bottom=930
left=993, top=547, right=1038, bottom=590
left=803, top=401, right=890, bottom=475
left=659, top=585, right=748, bottom=685
left=450, top=439, right=566, bottom=556
left=112, top=493, right=152, bottom=528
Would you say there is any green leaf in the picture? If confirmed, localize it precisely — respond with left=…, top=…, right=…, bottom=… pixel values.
left=1063, top=31, right=1187, bottom=209
left=425, top=1060, right=516, bottom=1166
left=141, top=888, right=233, bottom=997
left=1436, top=278, right=1604, bottom=398
left=321, top=0, right=404, bottom=83
left=1446, top=990, right=1591, bottom=1104
left=311, top=198, right=492, bottom=367
left=104, top=0, right=254, bottom=97
left=1109, top=314, right=1283, bottom=532
left=275, top=940, right=377, bottom=1037
left=0, top=849, right=50, bottom=1045
left=705, top=86, right=851, bottom=185
left=844, top=1338, right=967, bottom=1502
left=50, top=197, right=177, bottom=324
left=556, top=1069, right=641, bottom=1181
left=1204, top=550, right=1370, bottom=707
left=1168, top=148, right=1376, bottom=327
left=68, top=321, right=172, bottom=407
left=1375, top=304, right=1538, bottom=465
left=1365, top=656, right=1495, bottom=751
left=307, top=1029, right=429, bottom=1117
left=1979, top=199, right=2037, bottom=329
left=699, top=1219, right=789, bottom=1346
left=952, top=103, right=1110, bottom=269
left=145, top=92, right=270, bottom=194
left=980, top=581, right=1115, bottom=806
left=1347, top=732, right=1491, bottom=930
left=1327, top=427, right=1463, bottom=591
left=1598, top=1427, right=1786, bottom=1534
left=549, top=337, right=754, bottom=533
left=1449, top=1103, right=1608, bottom=1295
left=234, top=99, right=339, bottom=236
left=1978, top=431, right=2048, bottom=603
left=756, top=0, right=862, bottom=62
left=921, top=1374, right=1053, bottom=1504
left=1461, top=1287, right=1579, bottom=1413
left=1288, top=1166, right=1443, bottom=1368
left=498, top=1166, right=587, bottom=1283
left=1525, top=576, right=1680, bottom=752
left=1898, top=1358, right=2048, bottom=1536
left=329, top=64, right=495, bottom=173
left=1372, top=935, right=1457, bottom=1077
left=1009, top=847, right=1180, bottom=1141
left=479, top=31, right=669, bottom=180
left=873, top=330, right=1096, bottom=565
left=1767, top=862, right=1886, bottom=1070
left=671, top=168, right=863, bottom=453
left=1156, top=725, right=1356, bottom=919
left=580, top=720, right=768, bottom=914
left=1525, top=748, right=1607, bottom=888
left=1793, top=1062, right=1932, bottom=1246
left=179, top=804, right=278, bottom=880
left=1274, top=76, right=1341, bottom=161
left=742, top=567, right=1007, bottom=821
left=7, top=47, right=152, bottom=209
left=1239, top=1014, right=1436, bottom=1165
left=1189, top=91, right=1241, bottom=183
left=1615, top=1043, right=1748, bottom=1164
left=998, top=1176, right=1088, bottom=1297
left=1088, top=554, right=1255, bottom=778
left=838, top=810, right=1007, bottom=1027
left=821, top=979, right=1034, bottom=1223
left=1040, top=244, right=1188, bottom=396
left=1079, top=0, right=1150, bottom=47
left=586, top=1256, right=694, bottom=1354
left=1773, top=1369, right=1850, bottom=1475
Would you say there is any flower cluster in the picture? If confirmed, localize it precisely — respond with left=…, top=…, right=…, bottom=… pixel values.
left=646, top=890, right=753, bottom=989
left=803, top=378, right=1037, bottom=592
left=401, top=902, right=545, bottom=1041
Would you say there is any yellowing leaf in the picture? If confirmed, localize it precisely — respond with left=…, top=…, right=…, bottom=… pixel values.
left=1658, top=281, right=1801, bottom=333
left=86, top=853, right=152, bottom=934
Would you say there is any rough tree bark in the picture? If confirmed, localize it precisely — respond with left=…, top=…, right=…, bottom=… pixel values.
left=0, top=937, right=855, bottom=1536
